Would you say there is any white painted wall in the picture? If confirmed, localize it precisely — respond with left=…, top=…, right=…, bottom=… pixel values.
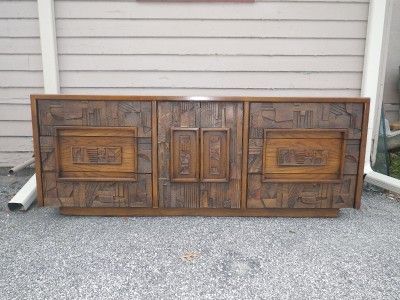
left=383, top=0, right=400, bottom=123
left=0, top=0, right=43, bottom=166
left=0, top=0, right=370, bottom=166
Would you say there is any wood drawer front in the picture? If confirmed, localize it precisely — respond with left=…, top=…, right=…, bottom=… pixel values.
left=55, top=127, right=137, bottom=181
left=262, top=130, right=346, bottom=183
left=37, top=100, right=152, bottom=208
left=247, top=102, right=363, bottom=209
left=158, top=101, right=243, bottom=209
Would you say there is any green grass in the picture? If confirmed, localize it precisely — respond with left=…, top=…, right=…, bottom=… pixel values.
left=389, top=151, right=400, bottom=179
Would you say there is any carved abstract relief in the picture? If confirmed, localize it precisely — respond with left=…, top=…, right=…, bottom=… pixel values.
left=170, top=128, right=199, bottom=182
left=262, top=129, right=345, bottom=182
left=247, top=174, right=357, bottom=209
left=72, top=147, right=122, bottom=165
left=55, top=127, right=137, bottom=181
left=250, top=103, right=363, bottom=139
left=201, top=128, right=230, bottom=182
left=277, top=148, right=328, bottom=166
left=158, top=102, right=243, bottom=208
left=42, top=175, right=152, bottom=208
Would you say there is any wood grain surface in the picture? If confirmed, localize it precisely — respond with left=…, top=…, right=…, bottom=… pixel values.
left=31, top=95, right=368, bottom=216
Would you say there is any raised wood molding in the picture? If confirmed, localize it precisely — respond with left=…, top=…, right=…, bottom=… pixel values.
left=31, top=95, right=369, bottom=216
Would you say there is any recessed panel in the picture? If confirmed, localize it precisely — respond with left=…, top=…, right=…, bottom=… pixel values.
left=55, top=127, right=137, bottom=181
left=262, top=129, right=346, bottom=182
left=170, top=128, right=199, bottom=182
left=201, top=128, right=230, bottom=182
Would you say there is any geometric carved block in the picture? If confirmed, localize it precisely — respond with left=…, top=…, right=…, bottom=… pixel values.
left=200, top=128, right=230, bottom=182
left=170, top=128, right=199, bottom=182
left=263, top=129, right=346, bottom=182
left=55, top=126, right=137, bottom=181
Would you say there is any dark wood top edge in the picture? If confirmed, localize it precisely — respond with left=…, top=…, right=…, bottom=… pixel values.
left=30, top=94, right=370, bottom=103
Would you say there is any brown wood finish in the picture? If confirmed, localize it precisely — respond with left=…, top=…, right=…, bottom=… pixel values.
left=262, top=129, right=346, bottom=183
left=31, top=95, right=369, bottom=216
left=60, top=207, right=339, bottom=218
left=354, top=101, right=370, bottom=209
left=151, top=101, right=159, bottom=208
left=31, top=95, right=44, bottom=206
left=200, top=128, right=230, bottom=182
left=247, top=102, right=363, bottom=209
left=54, top=126, right=138, bottom=181
left=158, top=101, right=243, bottom=209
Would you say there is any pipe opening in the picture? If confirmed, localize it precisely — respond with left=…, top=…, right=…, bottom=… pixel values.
left=8, top=203, right=23, bottom=211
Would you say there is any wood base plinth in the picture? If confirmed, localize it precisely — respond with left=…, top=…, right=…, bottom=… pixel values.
left=60, top=207, right=339, bottom=218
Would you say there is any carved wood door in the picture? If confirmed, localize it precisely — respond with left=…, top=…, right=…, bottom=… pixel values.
left=247, top=102, right=363, bottom=209
left=158, top=102, right=243, bottom=208
left=38, top=100, right=153, bottom=208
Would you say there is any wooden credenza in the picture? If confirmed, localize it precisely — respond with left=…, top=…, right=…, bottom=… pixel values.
left=31, top=95, right=369, bottom=217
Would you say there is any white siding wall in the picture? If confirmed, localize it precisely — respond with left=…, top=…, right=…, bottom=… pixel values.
left=55, top=0, right=369, bottom=96
left=0, top=0, right=43, bottom=166
left=0, top=0, right=370, bottom=166
left=383, top=0, right=400, bottom=123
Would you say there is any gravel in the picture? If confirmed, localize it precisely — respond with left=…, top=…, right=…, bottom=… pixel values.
left=0, top=168, right=399, bottom=299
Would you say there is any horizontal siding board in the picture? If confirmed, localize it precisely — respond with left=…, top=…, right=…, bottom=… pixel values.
left=0, top=1, right=38, bottom=19
left=0, top=38, right=41, bottom=54
left=0, top=152, right=33, bottom=167
left=58, top=55, right=364, bottom=72
left=0, top=137, right=33, bottom=152
left=56, top=19, right=367, bottom=38
left=57, top=38, right=365, bottom=55
left=0, top=55, right=42, bottom=71
left=59, top=71, right=362, bottom=89
left=0, top=19, right=39, bottom=37
left=55, top=1, right=369, bottom=20
left=0, top=88, right=43, bottom=103
left=0, top=104, right=31, bottom=121
left=0, top=121, right=32, bottom=137
left=61, top=87, right=361, bottom=97
left=0, top=71, right=43, bottom=87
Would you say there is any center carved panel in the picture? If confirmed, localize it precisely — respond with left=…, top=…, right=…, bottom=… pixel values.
left=72, top=146, right=122, bottom=165
left=170, top=128, right=199, bottom=182
left=158, top=102, right=243, bottom=209
left=277, top=148, right=328, bottom=166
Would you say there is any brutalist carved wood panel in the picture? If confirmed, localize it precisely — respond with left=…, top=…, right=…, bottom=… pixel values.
left=249, top=102, right=363, bottom=139
left=158, top=102, right=243, bottom=208
left=262, top=129, right=346, bottom=182
left=37, top=100, right=152, bottom=207
left=170, top=128, right=199, bottom=182
left=55, top=127, right=138, bottom=181
left=247, top=102, right=363, bottom=209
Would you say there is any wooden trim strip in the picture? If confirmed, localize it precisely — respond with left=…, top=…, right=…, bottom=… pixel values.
left=30, top=95, right=44, bottom=206
left=151, top=101, right=159, bottom=208
left=60, top=207, right=339, bottom=218
left=31, top=94, right=370, bottom=104
left=354, top=101, right=370, bottom=209
left=241, top=101, right=249, bottom=210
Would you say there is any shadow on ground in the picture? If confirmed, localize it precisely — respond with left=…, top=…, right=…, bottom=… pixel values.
left=0, top=168, right=399, bottom=299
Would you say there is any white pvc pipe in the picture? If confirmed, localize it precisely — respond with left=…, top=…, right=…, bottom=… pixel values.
left=361, top=0, right=400, bottom=192
left=7, top=175, right=37, bottom=211
left=8, top=0, right=60, bottom=212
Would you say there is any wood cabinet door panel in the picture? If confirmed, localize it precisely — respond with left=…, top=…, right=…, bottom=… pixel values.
left=247, top=102, right=364, bottom=209
left=158, top=101, right=243, bottom=208
left=37, top=100, right=152, bottom=207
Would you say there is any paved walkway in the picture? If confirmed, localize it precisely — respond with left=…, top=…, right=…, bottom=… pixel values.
left=1, top=170, right=399, bottom=299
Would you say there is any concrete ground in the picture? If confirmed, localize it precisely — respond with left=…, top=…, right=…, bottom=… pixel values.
left=0, top=168, right=399, bottom=300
